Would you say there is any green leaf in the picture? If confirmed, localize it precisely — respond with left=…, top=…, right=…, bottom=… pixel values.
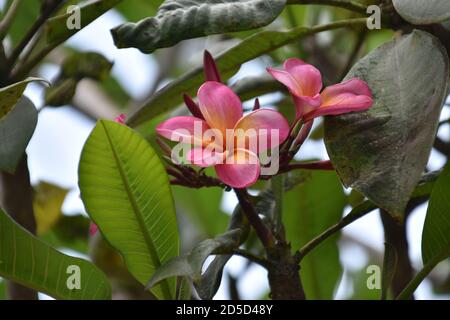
left=283, top=170, right=346, bottom=299
left=393, top=0, right=450, bottom=25
left=44, top=78, right=77, bottom=107
left=61, top=52, right=113, bottom=81
left=0, top=96, right=37, bottom=173
left=40, top=215, right=90, bottom=254
left=147, top=228, right=245, bottom=293
left=421, top=164, right=450, bottom=265
left=44, top=0, right=122, bottom=46
left=0, top=77, right=48, bottom=119
left=111, top=0, right=287, bottom=53
left=33, top=181, right=69, bottom=236
left=324, top=30, right=449, bottom=219
left=79, top=120, right=179, bottom=300
left=116, top=0, right=163, bottom=21
left=381, top=242, right=397, bottom=300
left=231, top=75, right=285, bottom=103
left=172, top=186, right=228, bottom=237
left=0, top=208, right=111, bottom=299
left=194, top=207, right=249, bottom=300
left=127, top=18, right=367, bottom=128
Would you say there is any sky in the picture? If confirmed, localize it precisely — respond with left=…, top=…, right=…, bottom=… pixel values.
left=3, top=4, right=449, bottom=300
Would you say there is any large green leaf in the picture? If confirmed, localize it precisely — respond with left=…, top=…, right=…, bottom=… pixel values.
left=111, top=0, right=287, bottom=53
left=127, top=18, right=367, bottom=128
left=0, top=208, right=111, bottom=299
left=283, top=170, right=346, bottom=299
left=421, top=164, right=450, bottom=265
left=0, top=96, right=37, bottom=173
left=393, top=0, right=450, bottom=25
left=79, top=120, right=179, bottom=300
left=0, top=77, right=48, bottom=119
left=324, top=30, right=449, bottom=219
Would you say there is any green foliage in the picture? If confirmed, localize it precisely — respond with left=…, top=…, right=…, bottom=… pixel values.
left=44, top=0, right=122, bottom=46
left=147, top=229, right=244, bottom=294
left=40, top=215, right=90, bottom=254
left=0, top=208, right=111, bottom=299
left=0, top=96, right=37, bottom=173
left=283, top=171, right=346, bottom=299
left=172, top=186, right=229, bottom=238
left=325, top=30, right=449, bottom=219
left=111, top=0, right=287, bottom=53
left=79, top=120, right=179, bottom=300
left=0, top=77, right=48, bottom=119
left=194, top=207, right=250, bottom=300
left=115, top=0, right=163, bottom=21
left=45, top=52, right=113, bottom=107
left=422, top=164, right=450, bottom=265
left=32, top=181, right=68, bottom=236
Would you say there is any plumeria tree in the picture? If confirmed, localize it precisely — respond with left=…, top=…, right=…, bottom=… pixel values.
left=0, top=0, right=450, bottom=300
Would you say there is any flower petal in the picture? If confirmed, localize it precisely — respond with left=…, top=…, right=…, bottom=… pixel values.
left=284, top=58, right=323, bottom=97
left=321, top=78, right=372, bottom=105
left=234, top=109, right=290, bottom=152
left=215, top=149, right=260, bottom=188
left=267, top=67, right=299, bottom=94
left=203, top=50, right=222, bottom=82
left=187, top=147, right=225, bottom=167
left=197, top=81, right=243, bottom=132
left=304, top=78, right=373, bottom=121
left=156, top=116, right=209, bottom=146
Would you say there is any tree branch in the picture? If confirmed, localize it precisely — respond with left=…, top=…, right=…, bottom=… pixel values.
left=0, top=155, right=38, bottom=300
left=380, top=209, right=415, bottom=299
left=286, top=0, right=368, bottom=15
left=0, top=0, right=22, bottom=41
left=234, top=188, right=274, bottom=248
left=298, top=200, right=376, bottom=260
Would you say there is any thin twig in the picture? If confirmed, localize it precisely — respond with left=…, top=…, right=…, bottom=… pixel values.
left=396, top=246, right=450, bottom=300
left=339, top=27, right=367, bottom=81
left=281, top=160, right=334, bottom=173
left=286, top=0, right=368, bottom=15
left=7, top=0, right=62, bottom=75
left=298, top=201, right=377, bottom=261
left=0, top=0, right=22, bottom=41
left=232, top=249, right=270, bottom=268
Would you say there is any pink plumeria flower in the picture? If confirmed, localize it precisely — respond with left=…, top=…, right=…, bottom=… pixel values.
left=114, top=113, right=127, bottom=124
left=157, top=81, right=290, bottom=188
left=267, top=58, right=373, bottom=121
left=89, top=223, right=98, bottom=237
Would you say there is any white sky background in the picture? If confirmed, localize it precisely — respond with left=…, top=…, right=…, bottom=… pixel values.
left=1, top=4, right=447, bottom=300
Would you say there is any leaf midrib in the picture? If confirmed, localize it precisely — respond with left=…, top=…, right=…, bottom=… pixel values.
left=101, top=121, right=172, bottom=299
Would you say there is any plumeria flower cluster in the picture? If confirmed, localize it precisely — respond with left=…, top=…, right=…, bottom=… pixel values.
left=156, top=51, right=373, bottom=189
